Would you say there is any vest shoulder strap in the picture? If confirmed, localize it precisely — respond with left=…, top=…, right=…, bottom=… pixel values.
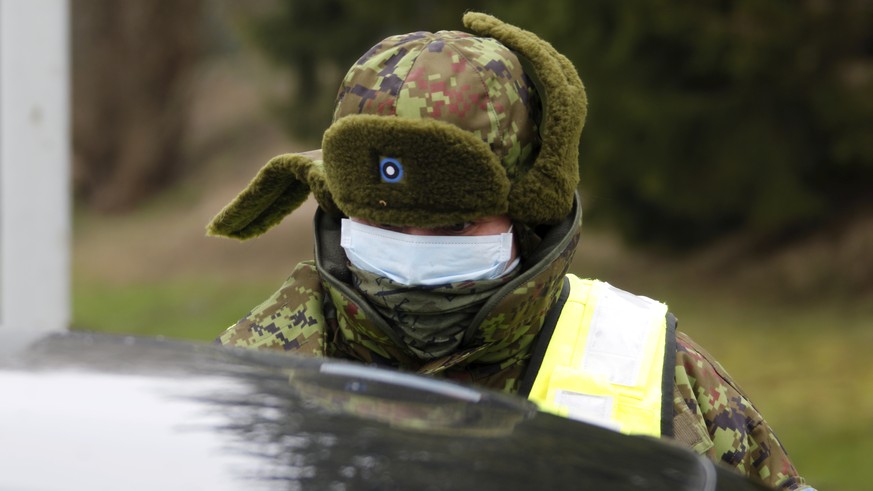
left=517, top=276, right=571, bottom=396
left=662, top=312, right=678, bottom=437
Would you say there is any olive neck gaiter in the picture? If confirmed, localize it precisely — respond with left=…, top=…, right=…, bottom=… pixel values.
left=348, top=263, right=520, bottom=360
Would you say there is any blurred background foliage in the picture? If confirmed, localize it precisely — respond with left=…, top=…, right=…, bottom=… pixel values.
left=248, top=0, right=873, bottom=250
left=70, top=1, right=872, bottom=490
left=72, top=0, right=873, bottom=252
left=72, top=0, right=206, bottom=212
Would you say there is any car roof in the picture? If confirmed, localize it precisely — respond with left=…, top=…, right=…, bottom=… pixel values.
left=0, top=331, right=770, bottom=491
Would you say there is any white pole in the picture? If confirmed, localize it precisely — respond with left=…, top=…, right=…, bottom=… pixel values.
left=0, top=0, right=70, bottom=332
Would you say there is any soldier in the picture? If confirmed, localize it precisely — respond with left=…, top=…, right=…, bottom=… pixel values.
left=208, top=12, right=813, bottom=491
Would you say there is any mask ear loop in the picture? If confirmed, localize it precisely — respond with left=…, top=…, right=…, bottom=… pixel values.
left=499, top=225, right=520, bottom=272
left=502, top=256, right=521, bottom=276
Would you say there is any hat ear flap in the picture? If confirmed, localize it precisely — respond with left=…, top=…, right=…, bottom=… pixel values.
left=463, top=12, right=587, bottom=224
left=206, top=150, right=338, bottom=240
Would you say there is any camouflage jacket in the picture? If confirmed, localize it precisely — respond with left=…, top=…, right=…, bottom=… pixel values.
left=217, top=205, right=810, bottom=490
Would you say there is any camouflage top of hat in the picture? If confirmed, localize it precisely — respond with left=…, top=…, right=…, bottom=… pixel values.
left=206, top=14, right=814, bottom=490
left=206, top=11, right=587, bottom=239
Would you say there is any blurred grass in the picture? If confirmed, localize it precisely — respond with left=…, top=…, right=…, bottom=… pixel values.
left=72, top=157, right=869, bottom=490
left=570, top=242, right=872, bottom=491
left=73, top=207, right=870, bottom=490
left=663, top=289, right=872, bottom=491
left=70, top=45, right=866, bottom=491
left=71, top=275, right=272, bottom=342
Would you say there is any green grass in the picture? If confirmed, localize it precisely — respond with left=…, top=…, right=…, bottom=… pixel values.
left=572, top=251, right=870, bottom=491
left=70, top=144, right=867, bottom=489
left=72, top=275, right=276, bottom=342
left=664, top=290, right=872, bottom=491
left=73, top=268, right=870, bottom=490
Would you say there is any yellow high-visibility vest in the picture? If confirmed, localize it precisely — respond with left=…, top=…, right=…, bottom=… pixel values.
left=526, top=275, right=675, bottom=437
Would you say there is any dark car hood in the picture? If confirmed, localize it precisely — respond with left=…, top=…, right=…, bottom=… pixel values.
left=0, top=330, right=769, bottom=491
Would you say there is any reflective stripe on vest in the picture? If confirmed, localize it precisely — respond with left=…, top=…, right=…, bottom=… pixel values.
left=528, top=276, right=669, bottom=437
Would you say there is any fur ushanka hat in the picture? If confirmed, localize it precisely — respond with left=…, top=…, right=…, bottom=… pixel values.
left=207, top=12, right=587, bottom=239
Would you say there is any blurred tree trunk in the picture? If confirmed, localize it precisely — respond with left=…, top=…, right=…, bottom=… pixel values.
left=72, top=0, right=204, bottom=212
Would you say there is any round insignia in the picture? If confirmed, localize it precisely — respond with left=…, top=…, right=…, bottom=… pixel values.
left=379, top=157, right=403, bottom=183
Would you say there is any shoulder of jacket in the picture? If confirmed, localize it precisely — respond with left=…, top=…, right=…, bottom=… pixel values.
left=217, top=261, right=327, bottom=353
left=674, top=330, right=753, bottom=400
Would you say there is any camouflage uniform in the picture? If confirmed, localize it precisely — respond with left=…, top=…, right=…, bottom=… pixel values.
left=211, top=13, right=811, bottom=491
left=218, top=204, right=810, bottom=490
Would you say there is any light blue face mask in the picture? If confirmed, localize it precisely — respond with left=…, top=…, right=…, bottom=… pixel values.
left=340, top=219, right=519, bottom=286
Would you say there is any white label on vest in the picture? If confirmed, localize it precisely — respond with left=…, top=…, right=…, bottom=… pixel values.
left=554, top=390, right=621, bottom=431
left=582, top=284, right=665, bottom=387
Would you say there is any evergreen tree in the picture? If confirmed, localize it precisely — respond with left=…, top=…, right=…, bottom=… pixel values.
left=250, top=0, right=873, bottom=248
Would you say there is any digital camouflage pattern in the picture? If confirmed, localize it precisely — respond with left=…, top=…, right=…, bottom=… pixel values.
left=673, top=332, right=810, bottom=490
left=316, top=213, right=577, bottom=393
left=347, top=263, right=522, bottom=359
left=217, top=261, right=327, bottom=356
left=332, top=30, right=540, bottom=180
left=217, top=211, right=809, bottom=490
left=215, top=13, right=808, bottom=490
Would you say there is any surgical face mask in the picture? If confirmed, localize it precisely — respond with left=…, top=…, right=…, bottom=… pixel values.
left=340, top=219, right=519, bottom=286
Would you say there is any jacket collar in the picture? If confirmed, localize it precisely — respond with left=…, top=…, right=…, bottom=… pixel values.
left=313, top=193, right=582, bottom=381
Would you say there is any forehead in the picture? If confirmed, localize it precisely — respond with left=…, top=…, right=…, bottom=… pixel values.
left=351, top=214, right=512, bottom=237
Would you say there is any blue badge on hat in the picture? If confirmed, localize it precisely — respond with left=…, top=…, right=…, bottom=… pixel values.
left=379, top=157, right=403, bottom=183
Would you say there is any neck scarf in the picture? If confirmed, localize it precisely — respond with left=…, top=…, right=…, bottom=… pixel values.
left=349, top=263, right=520, bottom=360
